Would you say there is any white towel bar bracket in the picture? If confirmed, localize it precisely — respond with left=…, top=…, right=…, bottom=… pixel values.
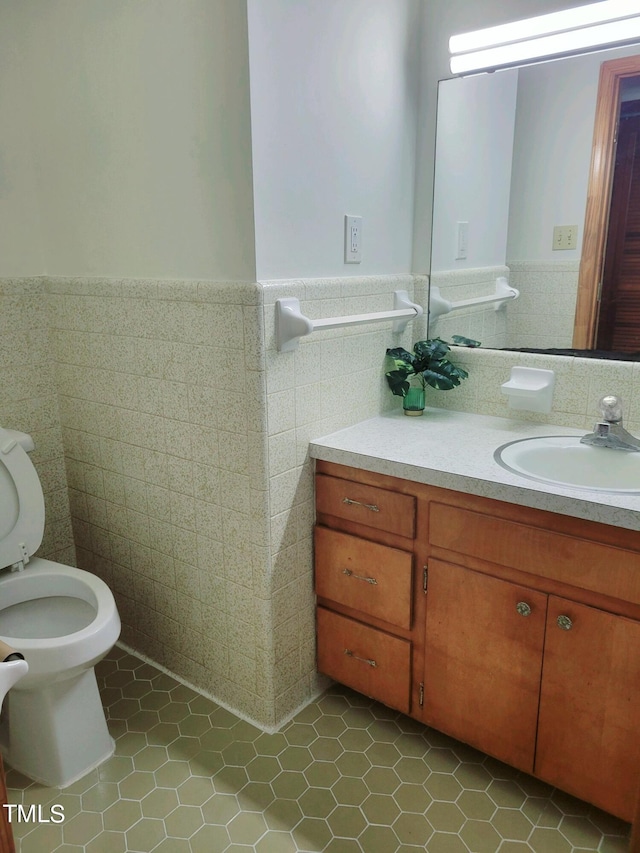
left=429, top=277, right=519, bottom=321
left=276, top=290, right=423, bottom=352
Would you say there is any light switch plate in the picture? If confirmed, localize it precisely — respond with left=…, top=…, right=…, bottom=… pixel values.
left=552, top=225, right=578, bottom=250
left=455, top=221, right=469, bottom=260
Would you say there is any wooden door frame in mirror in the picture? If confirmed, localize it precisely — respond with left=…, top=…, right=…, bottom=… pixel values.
left=631, top=775, right=640, bottom=852
left=574, top=55, right=640, bottom=349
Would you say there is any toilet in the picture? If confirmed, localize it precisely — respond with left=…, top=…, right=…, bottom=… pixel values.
left=0, top=426, right=120, bottom=788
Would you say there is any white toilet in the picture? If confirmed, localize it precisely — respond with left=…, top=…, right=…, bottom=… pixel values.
left=0, top=426, right=121, bottom=788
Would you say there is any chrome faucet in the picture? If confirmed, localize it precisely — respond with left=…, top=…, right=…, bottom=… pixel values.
left=580, top=395, right=640, bottom=451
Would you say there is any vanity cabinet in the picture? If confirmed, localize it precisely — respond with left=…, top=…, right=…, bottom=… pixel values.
left=425, top=560, right=640, bottom=820
left=314, top=459, right=640, bottom=822
left=424, top=559, right=547, bottom=774
left=536, top=596, right=640, bottom=820
left=314, top=471, right=426, bottom=717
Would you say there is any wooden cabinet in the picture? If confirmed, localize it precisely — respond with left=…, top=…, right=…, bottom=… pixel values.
left=314, top=460, right=640, bottom=822
left=537, top=597, right=640, bottom=821
left=317, top=608, right=412, bottom=713
left=316, top=473, right=416, bottom=538
left=314, top=526, right=413, bottom=629
left=424, top=560, right=640, bottom=820
left=315, top=471, right=426, bottom=719
left=0, top=755, right=14, bottom=853
left=423, top=560, right=546, bottom=774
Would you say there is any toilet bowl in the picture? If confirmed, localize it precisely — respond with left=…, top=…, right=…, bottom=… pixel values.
left=0, top=426, right=121, bottom=788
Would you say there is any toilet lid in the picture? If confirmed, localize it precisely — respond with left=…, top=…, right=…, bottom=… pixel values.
left=0, top=428, right=45, bottom=570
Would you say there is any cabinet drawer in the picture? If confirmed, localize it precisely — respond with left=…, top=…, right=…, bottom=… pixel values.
left=429, top=502, right=640, bottom=604
left=317, top=607, right=411, bottom=713
left=315, top=526, right=413, bottom=629
left=316, top=474, right=416, bottom=539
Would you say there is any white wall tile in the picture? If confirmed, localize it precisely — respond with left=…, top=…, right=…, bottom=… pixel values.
left=261, top=274, right=422, bottom=708
left=1, top=274, right=440, bottom=728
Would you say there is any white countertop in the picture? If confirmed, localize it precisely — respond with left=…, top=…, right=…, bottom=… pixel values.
left=309, top=408, right=640, bottom=532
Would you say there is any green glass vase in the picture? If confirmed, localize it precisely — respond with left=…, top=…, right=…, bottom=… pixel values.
left=403, top=383, right=425, bottom=416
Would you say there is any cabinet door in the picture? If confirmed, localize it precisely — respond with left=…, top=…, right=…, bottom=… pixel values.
left=424, top=560, right=547, bottom=773
left=536, top=596, right=640, bottom=822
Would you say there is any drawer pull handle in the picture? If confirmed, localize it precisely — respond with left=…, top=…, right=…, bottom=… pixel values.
left=344, top=649, right=377, bottom=667
left=516, top=601, right=532, bottom=617
left=342, top=568, right=378, bottom=585
left=557, top=615, right=573, bottom=631
left=342, top=497, right=380, bottom=512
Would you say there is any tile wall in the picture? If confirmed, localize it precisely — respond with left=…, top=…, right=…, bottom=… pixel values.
left=0, top=279, right=75, bottom=564
left=507, top=261, right=580, bottom=349
left=46, top=277, right=278, bottom=725
left=261, top=275, right=425, bottom=723
left=429, top=261, right=581, bottom=353
left=429, top=267, right=510, bottom=349
left=1, top=275, right=424, bottom=731
left=433, top=344, right=640, bottom=436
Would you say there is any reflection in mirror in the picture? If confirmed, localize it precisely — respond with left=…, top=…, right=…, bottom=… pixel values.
left=428, top=44, right=640, bottom=358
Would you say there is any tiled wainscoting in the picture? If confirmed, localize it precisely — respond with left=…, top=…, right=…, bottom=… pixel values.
left=46, top=276, right=281, bottom=725
left=429, top=266, right=510, bottom=349
left=0, top=279, right=75, bottom=565
left=506, top=261, right=580, bottom=351
left=428, top=261, right=580, bottom=353
left=1, top=274, right=425, bottom=730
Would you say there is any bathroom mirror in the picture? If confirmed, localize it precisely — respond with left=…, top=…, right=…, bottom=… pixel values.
left=428, top=42, right=640, bottom=358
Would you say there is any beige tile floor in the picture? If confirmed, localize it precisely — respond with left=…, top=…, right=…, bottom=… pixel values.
left=7, top=646, right=631, bottom=853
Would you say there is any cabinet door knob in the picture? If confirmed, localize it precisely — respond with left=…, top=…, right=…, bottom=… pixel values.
left=516, top=601, right=532, bottom=617
left=557, top=615, right=573, bottom=631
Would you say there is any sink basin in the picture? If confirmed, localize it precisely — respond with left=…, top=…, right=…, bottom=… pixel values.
left=495, top=435, right=640, bottom=493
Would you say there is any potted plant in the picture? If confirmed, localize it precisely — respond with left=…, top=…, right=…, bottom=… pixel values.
left=385, top=337, right=476, bottom=416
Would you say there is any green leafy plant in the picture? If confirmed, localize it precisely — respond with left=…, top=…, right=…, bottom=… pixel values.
left=385, top=337, right=477, bottom=399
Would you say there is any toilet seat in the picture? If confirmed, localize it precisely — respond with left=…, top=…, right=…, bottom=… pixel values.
left=0, top=428, right=45, bottom=570
left=0, top=595, right=96, bottom=639
left=0, top=558, right=120, bottom=686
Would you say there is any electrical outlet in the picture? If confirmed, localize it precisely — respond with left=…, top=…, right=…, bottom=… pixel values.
left=552, top=225, right=578, bottom=250
left=345, top=215, right=362, bottom=263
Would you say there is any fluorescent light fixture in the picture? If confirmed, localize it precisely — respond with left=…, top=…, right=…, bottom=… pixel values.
left=450, top=0, right=640, bottom=75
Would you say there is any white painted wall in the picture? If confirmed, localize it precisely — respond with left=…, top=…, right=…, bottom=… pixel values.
left=430, top=40, right=640, bottom=269
left=507, top=44, right=640, bottom=262
left=0, top=5, right=46, bottom=277
left=413, top=0, right=594, bottom=273
left=0, top=0, right=256, bottom=280
left=3, top=0, right=625, bottom=283
left=247, top=0, right=420, bottom=280
left=431, top=72, right=517, bottom=271
left=507, top=58, right=594, bottom=262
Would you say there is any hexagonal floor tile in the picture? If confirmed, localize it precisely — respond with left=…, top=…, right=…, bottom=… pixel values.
left=4, top=646, right=630, bottom=853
